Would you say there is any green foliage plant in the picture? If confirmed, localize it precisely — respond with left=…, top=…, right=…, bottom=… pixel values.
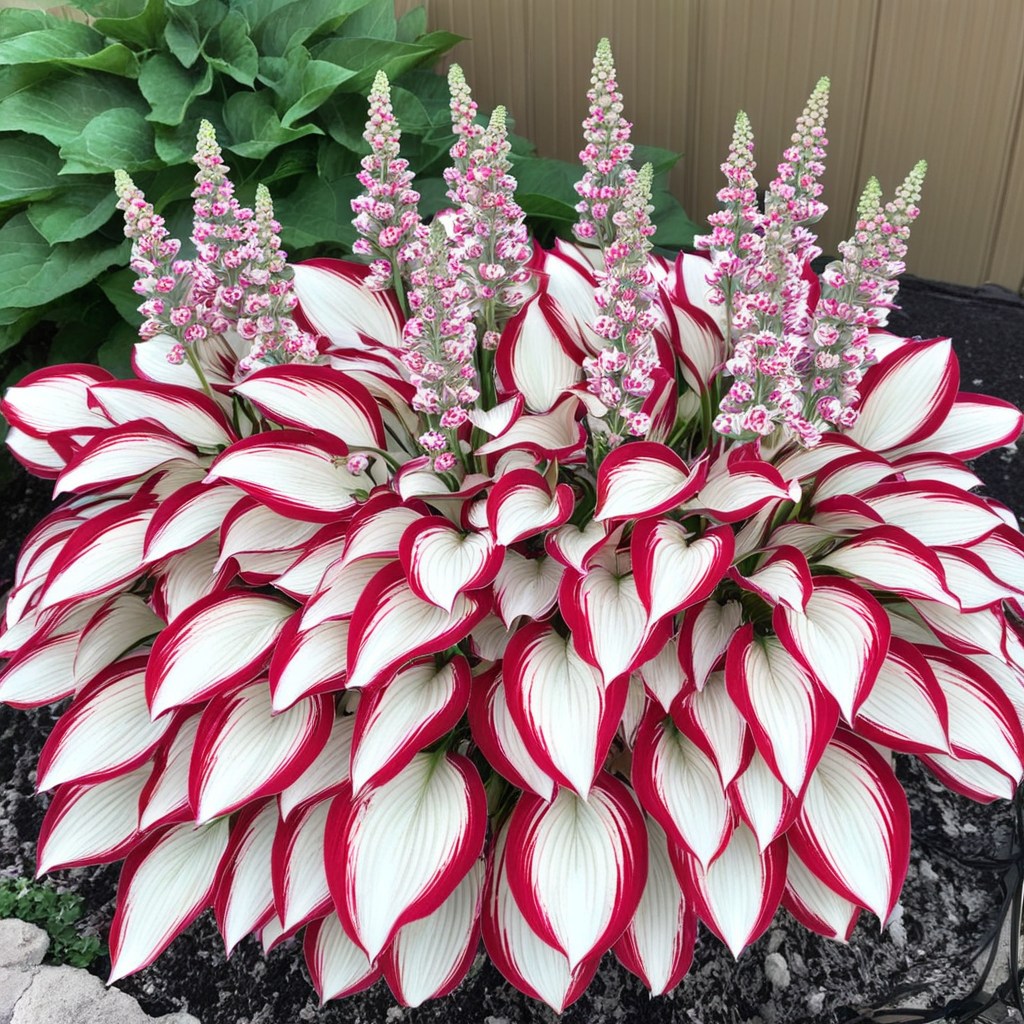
left=0, top=876, right=104, bottom=968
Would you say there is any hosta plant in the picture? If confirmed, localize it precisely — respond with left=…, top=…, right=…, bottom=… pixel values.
left=2, top=40, right=1024, bottom=1012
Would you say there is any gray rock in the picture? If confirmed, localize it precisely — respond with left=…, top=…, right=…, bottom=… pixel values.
left=0, top=921, right=48, bottom=969
left=0, top=966, right=35, bottom=1024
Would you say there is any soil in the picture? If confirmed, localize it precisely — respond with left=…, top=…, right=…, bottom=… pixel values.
left=0, top=275, right=1022, bottom=1024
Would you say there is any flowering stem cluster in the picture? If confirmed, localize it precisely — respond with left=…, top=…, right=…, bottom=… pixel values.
left=351, top=70, right=422, bottom=308
left=402, top=222, right=479, bottom=472
left=807, top=162, right=927, bottom=426
left=573, top=37, right=637, bottom=248
left=583, top=163, right=659, bottom=447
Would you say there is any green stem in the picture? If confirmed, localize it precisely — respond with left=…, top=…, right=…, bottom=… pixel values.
left=184, top=346, right=214, bottom=400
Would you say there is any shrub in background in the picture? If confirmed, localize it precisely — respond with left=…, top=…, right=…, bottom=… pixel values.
left=1, top=39, right=1023, bottom=1013
left=0, top=0, right=698, bottom=461
left=0, top=877, right=103, bottom=968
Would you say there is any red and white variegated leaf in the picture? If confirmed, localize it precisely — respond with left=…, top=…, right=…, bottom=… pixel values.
left=894, top=392, right=1024, bottom=460
left=279, top=713, right=355, bottom=821
left=54, top=422, right=200, bottom=496
left=395, top=459, right=490, bottom=502
left=638, top=632, right=689, bottom=712
left=663, top=297, right=724, bottom=396
left=272, top=532, right=349, bottom=602
left=325, top=752, right=487, bottom=961
left=932, top=548, right=1011, bottom=610
left=35, top=496, right=156, bottom=612
left=138, top=714, right=202, bottom=831
left=134, top=331, right=244, bottom=389
left=256, top=909, right=288, bottom=953
left=788, top=731, right=910, bottom=923
left=885, top=603, right=938, bottom=646
left=146, top=591, right=294, bottom=717
left=469, top=614, right=514, bottom=661
left=859, top=481, right=1005, bottom=546
left=503, top=621, right=627, bottom=798
left=89, top=381, right=235, bottom=448
left=269, top=615, right=349, bottom=712
left=967, top=651, right=1024, bottom=740
left=671, top=824, right=787, bottom=957
left=919, top=750, right=1020, bottom=802
left=495, top=293, right=583, bottom=412
left=206, top=429, right=371, bottom=522
left=149, top=538, right=224, bottom=624
left=482, top=821, right=600, bottom=1012
left=846, top=337, right=958, bottom=451
left=350, top=656, right=471, bottom=794
left=889, top=451, right=984, bottom=489
left=381, top=859, right=484, bottom=1007
left=486, top=469, right=574, bottom=547
left=493, top=550, right=563, bottom=627
left=631, top=519, right=734, bottom=624
left=809, top=495, right=885, bottom=535
left=912, top=599, right=1007, bottom=658
left=36, top=766, right=149, bottom=875
left=475, top=396, right=585, bottom=460
left=216, top=499, right=326, bottom=568
left=560, top=565, right=663, bottom=684
left=816, top=526, right=958, bottom=608
left=342, top=497, right=425, bottom=563
left=304, top=912, right=380, bottom=1003
left=190, top=683, right=332, bottom=823
left=272, top=795, right=333, bottom=934
left=36, top=657, right=174, bottom=792
left=346, top=562, right=489, bottom=691
left=5, top=426, right=66, bottom=477
left=673, top=674, right=752, bottom=788
left=725, top=627, right=840, bottom=798
left=631, top=709, right=733, bottom=869
left=1, top=363, right=114, bottom=438
left=620, top=671, right=649, bottom=748
left=399, top=516, right=502, bottom=613
left=921, top=646, right=1024, bottom=787
left=143, top=482, right=240, bottom=563
left=234, top=547, right=306, bottom=585
left=963, top=526, right=1024, bottom=595
left=774, top=577, right=890, bottom=724
left=233, top=364, right=386, bottom=449
left=0, top=615, right=92, bottom=707
left=678, top=600, right=744, bottom=693
left=613, top=814, right=696, bottom=996
left=504, top=773, right=647, bottom=970
left=213, top=800, right=278, bottom=955
left=728, top=750, right=798, bottom=851
left=293, top=258, right=404, bottom=350
left=108, top=818, right=230, bottom=982
left=300, top=558, right=391, bottom=630
left=853, top=639, right=951, bottom=756
left=782, top=844, right=860, bottom=942
left=469, top=394, right=523, bottom=438
left=729, top=547, right=812, bottom=614
left=73, top=594, right=163, bottom=691
left=594, top=442, right=707, bottom=522
left=810, top=450, right=895, bottom=504
left=467, top=668, right=556, bottom=801
left=544, top=519, right=609, bottom=572
left=686, top=460, right=799, bottom=524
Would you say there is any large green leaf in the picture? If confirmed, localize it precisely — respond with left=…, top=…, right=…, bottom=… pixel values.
left=58, top=108, right=159, bottom=175
left=0, top=306, right=40, bottom=357
left=26, top=184, right=118, bottom=244
left=0, top=14, right=140, bottom=78
left=633, top=144, right=683, bottom=178
left=223, top=91, right=322, bottom=159
left=88, top=0, right=168, bottom=50
left=338, top=0, right=396, bottom=40
left=650, top=189, right=698, bottom=250
left=203, top=9, right=258, bottom=85
left=152, top=98, right=227, bottom=165
left=164, top=15, right=201, bottom=67
left=395, top=4, right=426, bottom=42
left=509, top=155, right=579, bottom=223
left=249, top=0, right=372, bottom=58
left=98, top=319, right=139, bottom=378
left=280, top=59, right=356, bottom=127
left=0, top=214, right=127, bottom=309
left=140, top=52, right=214, bottom=125
left=274, top=173, right=358, bottom=249
left=312, top=36, right=460, bottom=92
left=98, top=267, right=144, bottom=326
left=0, top=72, right=147, bottom=147
left=0, top=135, right=63, bottom=206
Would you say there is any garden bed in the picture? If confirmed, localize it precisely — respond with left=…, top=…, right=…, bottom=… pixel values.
left=0, top=273, right=1022, bottom=1024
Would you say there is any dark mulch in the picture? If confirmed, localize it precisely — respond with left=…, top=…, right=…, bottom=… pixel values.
left=0, top=275, right=1022, bottom=1024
